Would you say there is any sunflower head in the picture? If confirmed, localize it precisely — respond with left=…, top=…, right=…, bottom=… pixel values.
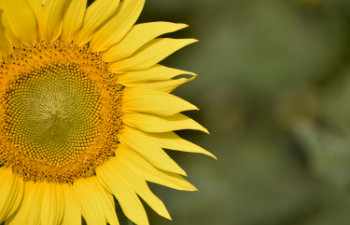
left=0, top=0, right=214, bottom=225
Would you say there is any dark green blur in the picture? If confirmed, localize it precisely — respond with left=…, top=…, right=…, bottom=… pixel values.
left=138, top=0, right=350, bottom=225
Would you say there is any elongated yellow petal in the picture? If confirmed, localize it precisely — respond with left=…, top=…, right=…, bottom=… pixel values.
left=0, top=13, right=12, bottom=57
left=41, top=0, right=71, bottom=42
left=41, top=183, right=64, bottom=225
left=73, top=178, right=115, bottom=225
left=99, top=156, right=171, bottom=220
left=2, top=0, right=37, bottom=44
left=123, top=113, right=209, bottom=133
left=26, top=0, right=44, bottom=16
left=103, top=22, right=188, bottom=62
left=61, top=0, right=87, bottom=42
left=74, top=0, right=119, bottom=46
left=97, top=163, right=149, bottom=225
left=110, top=38, right=197, bottom=73
left=0, top=168, right=23, bottom=223
left=7, top=181, right=42, bottom=225
left=28, top=183, right=45, bottom=225
left=118, top=64, right=196, bottom=85
left=73, top=179, right=105, bottom=225
left=0, top=16, right=20, bottom=47
left=123, top=87, right=198, bottom=116
left=128, top=77, right=196, bottom=93
left=119, top=126, right=187, bottom=175
left=26, top=0, right=44, bottom=35
left=123, top=173, right=171, bottom=220
left=141, top=78, right=194, bottom=93
left=93, top=181, right=119, bottom=225
left=61, top=185, right=81, bottom=225
left=90, top=0, right=145, bottom=52
left=117, top=145, right=197, bottom=191
left=0, top=2, right=22, bottom=47
left=149, top=132, right=216, bottom=158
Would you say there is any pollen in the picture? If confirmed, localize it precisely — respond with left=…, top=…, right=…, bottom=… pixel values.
left=0, top=41, right=123, bottom=183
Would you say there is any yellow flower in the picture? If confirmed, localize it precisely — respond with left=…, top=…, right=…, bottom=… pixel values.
left=0, top=0, right=214, bottom=224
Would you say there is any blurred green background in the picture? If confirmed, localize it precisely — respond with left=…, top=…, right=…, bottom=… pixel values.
left=137, top=0, right=350, bottom=225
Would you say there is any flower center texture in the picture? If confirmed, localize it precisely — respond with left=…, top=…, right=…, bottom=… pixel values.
left=0, top=41, right=123, bottom=183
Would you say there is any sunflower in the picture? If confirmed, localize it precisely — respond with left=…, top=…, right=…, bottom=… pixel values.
left=0, top=0, right=214, bottom=224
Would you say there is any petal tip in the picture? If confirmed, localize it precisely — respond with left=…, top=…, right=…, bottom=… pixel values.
left=188, top=38, right=199, bottom=44
left=177, top=23, right=189, bottom=29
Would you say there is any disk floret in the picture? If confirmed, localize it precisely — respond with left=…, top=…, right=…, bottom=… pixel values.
left=0, top=41, right=123, bottom=183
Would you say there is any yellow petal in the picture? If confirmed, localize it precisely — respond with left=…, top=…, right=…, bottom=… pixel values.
left=103, top=22, right=188, bottom=62
left=28, top=183, right=45, bottom=225
left=0, top=17, right=20, bottom=47
left=97, top=163, right=149, bottom=225
left=73, top=179, right=105, bottom=225
left=117, top=145, right=197, bottom=191
left=124, top=174, right=171, bottom=220
left=41, top=0, right=71, bottom=42
left=61, top=0, right=87, bottom=42
left=90, top=0, right=145, bottom=52
left=41, top=183, right=64, bottom=225
left=7, top=181, right=42, bottom=225
left=26, top=0, right=44, bottom=35
left=0, top=0, right=19, bottom=47
left=74, top=0, right=120, bottom=46
left=123, top=87, right=198, bottom=116
left=118, top=64, right=196, bottom=85
left=93, top=181, right=119, bottom=225
left=110, top=38, right=197, bottom=73
left=119, top=126, right=187, bottom=175
left=61, top=184, right=81, bottom=225
left=149, top=132, right=216, bottom=158
left=0, top=13, right=12, bottom=57
left=128, top=77, right=196, bottom=93
left=100, top=156, right=171, bottom=220
left=26, top=0, right=44, bottom=16
left=73, top=178, right=116, bottom=225
left=0, top=168, right=23, bottom=223
left=2, top=0, right=37, bottom=44
left=123, top=113, right=209, bottom=133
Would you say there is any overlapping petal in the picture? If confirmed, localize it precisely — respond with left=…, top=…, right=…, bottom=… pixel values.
left=61, top=0, right=87, bottom=42
left=97, top=163, right=149, bottom=225
left=0, top=168, right=23, bottom=223
left=90, top=0, right=145, bottom=52
left=0, top=13, right=12, bottom=57
left=6, top=181, right=42, bottom=225
left=2, top=0, right=37, bottom=44
left=148, top=132, right=216, bottom=158
left=122, top=87, right=198, bottom=116
left=127, top=77, right=197, bottom=93
left=41, top=183, right=64, bottom=225
left=61, top=185, right=81, bottom=225
left=123, top=113, right=209, bottom=133
left=74, top=0, right=119, bottom=45
left=110, top=38, right=198, bottom=73
left=117, top=145, right=198, bottom=191
left=41, top=0, right=71, bottom=42
left=103, top=22, right=188, bottom=62
left=118, top=65, right=196, bottom=85
left=72, top=178, right=119, bottom=225
left=97, top=155, right=171, bottom=220
left=119, top=126, right=187, bottom=175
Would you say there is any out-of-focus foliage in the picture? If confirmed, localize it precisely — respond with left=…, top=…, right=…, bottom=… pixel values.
left=136, top=0, right=350, bottom=225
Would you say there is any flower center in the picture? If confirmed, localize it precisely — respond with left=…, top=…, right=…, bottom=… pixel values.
left=0, top=41, right=123, bottom=183
left=5, top=65, right=100, bottom=164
